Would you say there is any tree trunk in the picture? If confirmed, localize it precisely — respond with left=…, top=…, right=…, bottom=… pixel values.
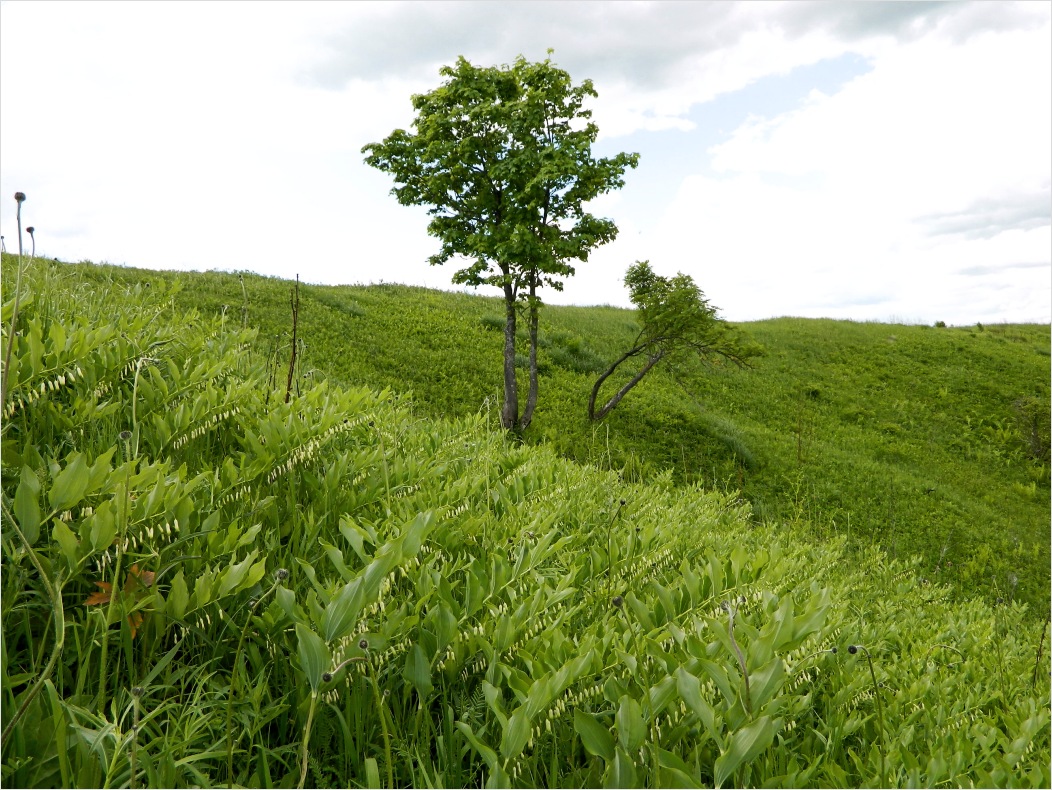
left=519, top=275, right=541, bottom=431
left=501, top=281, right=519, bottom=430
left=589, top=347, right=664, bottom=421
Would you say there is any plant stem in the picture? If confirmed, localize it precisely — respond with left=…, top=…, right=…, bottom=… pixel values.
left=297, top=693, right=319, bottom=790
left=368, top=662, right=394, bottom=787
left=1, top=251, right=26, bottom=410
left=0, top=499, right=65, bottom=749
left=856, top=646, right=886, bottom=788
left=723, top=600, right=752, bottom=718
left=227, top=577, right=284, bottom=787
left=1033, top=616, right=1049, bottom=692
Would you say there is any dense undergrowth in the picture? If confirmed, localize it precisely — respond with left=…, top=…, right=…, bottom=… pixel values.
left=36, top=256, right=1050, bottom=616
left=1, top=256, right=1050, bottom=788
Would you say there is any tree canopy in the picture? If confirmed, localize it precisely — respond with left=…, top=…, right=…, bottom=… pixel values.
left=362, top=54, right=638, bottom=430
left=588, top=261, right=762, bottom=421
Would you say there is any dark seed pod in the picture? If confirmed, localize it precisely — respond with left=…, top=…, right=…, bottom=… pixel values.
left=322, top=672, right=332, bottom=684
left=358, top=638, right=369, bottom=651
left=612, top=595, right=623, bottom=609
left=276, top=568, right=289, bottom=580
left=848, top=645, right=858, bottom=655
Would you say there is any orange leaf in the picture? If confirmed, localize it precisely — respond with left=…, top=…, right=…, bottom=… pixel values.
left=127, top=612, right=144, bottom=639
left=84, top=581, right=112, bottom=607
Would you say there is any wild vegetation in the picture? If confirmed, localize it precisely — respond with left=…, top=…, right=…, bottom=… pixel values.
left=1, top=253, right=1049, bottom=788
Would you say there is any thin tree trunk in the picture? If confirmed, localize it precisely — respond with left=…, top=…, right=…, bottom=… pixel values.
left=588, top=344, right=646, bottom=419
left=589, top=349, right=664, bottom=421
left=284, top=275, right=299, bottom=404
left=520, top=275, right=540, bottom=431
left=501, top=281, right=519, bottom=430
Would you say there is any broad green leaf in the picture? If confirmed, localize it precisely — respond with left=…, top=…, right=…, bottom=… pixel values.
left=88, top=500, right=117, bottom=553
left=698, top=659, right=736, bottom=709
left=500, top=708, right=531, bottom=762
left=713, top=715, right=777, bottom=789
left=320, top=539, right=353, bottom=581
left=750, top=657, right=786, bottom=711
left=657, top=748, right=703, bottom=789
left=236, top=523, right=262, bottom=549
left=456, top=721, right=498, bottom=771
left=648, top=675, right=678, bottom=717
left=275, top=585, right=298, bottom=621
left=339, top=517, right=370, bottom=562
left=605, top=746, right=638, bottom=789
left=433, top=602, right=458, bottom=653
left=574, top=709, right=614, bottom=761
left=48, top=452, right=89, bottom=512
left=14, top=466, right=41, bottom=544
left=295, top=623, right=330, bottom=694
left=322, top=578, right=364, bottom=643
left=403, top=643, right=433, bottom=698
left=218, top=550, right=258, bottom=597
left=364, top=758, right=381, bottom=790
left=676, top=667, right=721, bottom=747
left=243, top=557, right=267, bottom=591
left=193, top=566, right=216, bottom=608
left=767, top=595, right=795, bottom=652
left=792, top=589, right=830, bottom=644
left=616, top=695, right=645, bottom=752
left=166, top=569, right=189, bottom=619
left=52, top=519, right=80, bottom=568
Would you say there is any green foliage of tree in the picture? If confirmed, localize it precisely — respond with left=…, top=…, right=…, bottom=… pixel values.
left=589, top=261, right=763, bottom=420
left=362, top=54, right=638, bottom=431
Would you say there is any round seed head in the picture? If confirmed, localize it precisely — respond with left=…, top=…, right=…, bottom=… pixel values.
left=119, top=430, right=132, bottom=441
left=619, top=499, right=626, bottom=506
left=132, top=686, right=144, bottom=697
left=26, top=226, right=34, bottom=235
left=358, top=638, right=369, bottom=651
left=847, top=645, right=858, bottom=655
left=612, top=595, right=623, bottom=609
left=830, top=646, right=837, bottom=654
left=322, top=672, right=332, bottom=683
left=276, top=568, right=289, bottom=580
left=14, top=192, right=25, bottom=203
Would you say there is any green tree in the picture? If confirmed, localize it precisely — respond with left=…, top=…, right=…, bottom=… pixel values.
left=362, top=54, right=638, bottom=431
left=588, top=261, right=762, bottom=421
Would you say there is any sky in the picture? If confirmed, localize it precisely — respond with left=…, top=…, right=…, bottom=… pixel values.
left=1, top=0, right=1049, bottom=325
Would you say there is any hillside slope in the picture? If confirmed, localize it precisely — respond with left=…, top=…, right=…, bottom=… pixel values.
left=1, top=254, right=1048, bottom=788
left=38, top=255, right=1049, bottom=616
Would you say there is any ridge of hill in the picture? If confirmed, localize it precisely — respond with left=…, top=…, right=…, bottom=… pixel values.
left=38, top=255, right=1049, bottom=616
left=0, top=254, right=1049, bottom=788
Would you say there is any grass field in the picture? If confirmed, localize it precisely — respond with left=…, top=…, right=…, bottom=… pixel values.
left=52, top=256, right=1050, bottom=615
left=2, top=253, right=1049, bottom=788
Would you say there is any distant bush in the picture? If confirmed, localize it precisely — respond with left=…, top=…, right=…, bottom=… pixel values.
left=480, top=314, right=504, bottom=331
left=548, top=344, right=607, bottom=375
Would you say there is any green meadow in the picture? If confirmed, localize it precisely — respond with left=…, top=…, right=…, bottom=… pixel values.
left=2, top=253, right=1049, bottom=788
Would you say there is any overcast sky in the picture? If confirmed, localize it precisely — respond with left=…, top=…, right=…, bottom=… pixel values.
left=1, top=1, right=1049, bottom=324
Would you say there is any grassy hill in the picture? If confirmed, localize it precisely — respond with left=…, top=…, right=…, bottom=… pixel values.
left=38, top=255, right=1050, bottom=615
left=1, top=254, right=1049, bottom=789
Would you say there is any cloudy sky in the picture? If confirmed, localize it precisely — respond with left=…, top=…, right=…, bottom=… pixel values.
left=1, top=1, right=1049, bottom=324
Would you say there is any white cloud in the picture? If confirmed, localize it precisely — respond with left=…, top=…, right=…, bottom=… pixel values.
left=1, top=1, right=1048, bottom=326
left=648, top=18, right=1052, bottom=323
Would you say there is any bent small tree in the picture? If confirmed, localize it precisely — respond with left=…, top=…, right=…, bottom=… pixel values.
left=588, top=261, right=762, bottom=421
left=363, top=55, right=638, bottom=431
